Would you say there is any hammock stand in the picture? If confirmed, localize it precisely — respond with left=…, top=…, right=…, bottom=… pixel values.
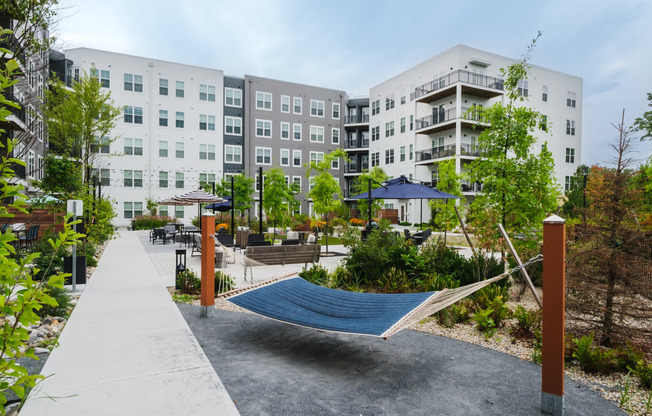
left=218, top=255, right=542, bottom=339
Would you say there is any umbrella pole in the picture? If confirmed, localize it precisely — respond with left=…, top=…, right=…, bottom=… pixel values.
left=368, top=178, right=372, bottom=234
left=231, top=175, right=235, bottom=239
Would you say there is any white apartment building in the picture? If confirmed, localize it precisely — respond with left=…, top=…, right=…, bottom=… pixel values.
left=369, top=45, right=582, bottom=224
left=63, top=48, right=224, bottom=227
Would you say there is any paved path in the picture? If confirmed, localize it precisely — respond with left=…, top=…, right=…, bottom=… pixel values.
left=20, top=231, right=239, bottom=416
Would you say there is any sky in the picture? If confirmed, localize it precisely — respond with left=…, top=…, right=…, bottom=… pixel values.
left=51, top=0, right=652, bottom=167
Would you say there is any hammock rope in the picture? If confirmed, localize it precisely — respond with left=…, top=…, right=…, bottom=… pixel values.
left=220, top=254, right=543, bottom=339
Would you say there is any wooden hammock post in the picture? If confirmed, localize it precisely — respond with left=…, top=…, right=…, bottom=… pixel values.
left=541, top=215, right=566, bottom=416
left=497, top=223, right=542, bottom=309
left=200, top=213, right=216, bottom=317
left=454, top=206, right=477, bottom=257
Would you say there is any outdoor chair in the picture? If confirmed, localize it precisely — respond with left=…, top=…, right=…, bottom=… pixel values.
left=153, top=227, right=174, bottom=244
left=286, top=231, right=299, bottom=240
left=404, top=229, right=411, bottom=240
left=19, top=225, right=39, bottom=247
left=247, top=233, right=267, bottom=246
left=0, top=224, right=8, bottom=234
left=281, top=239, right=300, bottom=245
left=216, top=234, right=235, bottom=248
left=191, top=233, right=226, bottom=267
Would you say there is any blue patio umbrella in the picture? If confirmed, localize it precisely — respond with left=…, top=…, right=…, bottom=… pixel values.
left=204, top=196, right=232, bottom=212
left=349, top=175, right=460, bottom=229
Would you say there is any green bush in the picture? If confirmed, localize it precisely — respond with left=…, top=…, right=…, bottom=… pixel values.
left=376, top=267, right=412, bottom=293
left=632, top=360, right=652, bottom=389
left=133, top=215, right=175, bottom=230
left=176, top=269, right=201, bottom=295
left=214, top=270, right=234, bottom=295
left=36, top=285, right=72, bottom=319
left=571, top=333, right=618, bottom=374
left=473, top=307, right=496, bottom=337
left=27, top=234, right=70, bottom=281
left=299, top=264, right=330, bottom=286
left=437, top=300, right=472, bottom=328
left=510, top=305, right=542, bottom=340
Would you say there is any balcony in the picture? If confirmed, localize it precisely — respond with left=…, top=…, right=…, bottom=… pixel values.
left=415, top=144, right=483, bottom=164
left=410, top=69, right=504, bottom=103
left=344, top=138, right=369, bottom=150
left=343, top=163, right=369, bottom=175
left=415, top=106, right=487, bottom=135
left=461, top=180, right=484, bottom=193
left=344, top=114, right=370, bottom=125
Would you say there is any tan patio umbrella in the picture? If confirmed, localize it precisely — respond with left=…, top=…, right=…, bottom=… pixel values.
left=158, top=197, right=193, bottom=219
left=171, top=189, right=225, bottom=228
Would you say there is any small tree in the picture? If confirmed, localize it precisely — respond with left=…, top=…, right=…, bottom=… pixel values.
left=469, top=33, right=559, bottom=247
left=262, top=167, right=290, bottom=244
left=33, top=154, right=83, bottom=200
left=428, top=159, right=463, bottom=242
left=561, top=164, right=590, bottom=220
left=352, top=166, right=388, bottom=221
left=307, top=149, right=347, bottom=254
left=566, top=109, right=651, bottom=347
left=43, top=68, right=122, bottom=185
left=214, top=174, right=255, bottom=222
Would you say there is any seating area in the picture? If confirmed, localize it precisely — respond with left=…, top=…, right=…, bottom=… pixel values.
left=152, top=224, right=176, bottom=244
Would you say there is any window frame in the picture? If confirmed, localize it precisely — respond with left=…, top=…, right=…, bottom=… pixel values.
left=256, top=91, right=272, bottom=110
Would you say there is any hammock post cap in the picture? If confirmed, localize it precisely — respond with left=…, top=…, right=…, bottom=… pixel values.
left=202, top=213, right=216, bottom=217
left=543, top=215, right=565, bottom=225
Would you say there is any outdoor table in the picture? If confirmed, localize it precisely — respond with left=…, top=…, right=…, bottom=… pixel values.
left=181, top=226, right=200, bottom=247
left=295, top=231, right=311, bottom=245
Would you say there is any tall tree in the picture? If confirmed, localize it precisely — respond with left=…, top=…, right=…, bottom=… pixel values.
left=566, top=109, right=651, bottom=347
left=469, top=33, right=558, bottom=244
left=428, top=159, right=463, bottom=242
left=561, top=164, right=590, bottom=219
left=262, top=167, right=291, bottom=244
left=307, top=149, right=347, bottom=254
left=43, top=68, right=122, bottom=185
left=352, top=166, right=388, bottom=221
left=634, top=92, right=652, bottom=141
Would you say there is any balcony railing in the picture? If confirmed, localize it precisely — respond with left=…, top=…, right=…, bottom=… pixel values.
left=410, top=69, right=504, bottom=101
left=415, top=106, right=486, bottom=132
left=460, top=180, right=484, bottom=193
left=345, top=138, right=369, bottom=149
left=415, top=144, right=483, bottom=162
left=344, top=163, right=369, bottom=174
left=344, top=114, right=370, bottom=124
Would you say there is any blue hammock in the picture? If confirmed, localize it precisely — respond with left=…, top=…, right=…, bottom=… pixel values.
left=227, top=277, right=439, bottom=338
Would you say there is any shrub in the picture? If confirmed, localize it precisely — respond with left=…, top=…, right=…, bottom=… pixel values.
left=28, top=234, right=70, bottom=281
left=510, top=305, right=542, bottom=340
left=133, top=215, right=175, bottom=230
left=376, top=267, right=412, bottom=293
left=214, top=271, right=234, bottom=295
left=36, top=286, right=72, bottom=319
left=437, top=300, right=472, bottom=328
left=176, top=269, right=201, bottom=295
left=571, top=333, right=618, bottom=374
left=632, top=360, right=652, bottom=389
left=349, top=218, right=365, bottom=227
left=299, top=264, right=330, bottom=286
left=473, top=307, right=496, bottom=337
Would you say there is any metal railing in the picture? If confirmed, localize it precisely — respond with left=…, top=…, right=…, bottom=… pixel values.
left=344, top=163, right=369, bottom=174
left=345, top=138, right=369, bottom=149
left=415, top=144, right=483, bottom=162
left=344, top=114, right=370, bottom=124
left=410, top=69, right=504, bottom=101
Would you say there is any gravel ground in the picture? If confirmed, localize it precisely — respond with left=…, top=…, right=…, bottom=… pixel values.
left=203, top=285, right=651, bottom=416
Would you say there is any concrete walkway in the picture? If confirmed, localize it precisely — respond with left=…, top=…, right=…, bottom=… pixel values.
left=19, top=231, right=239, bottom=416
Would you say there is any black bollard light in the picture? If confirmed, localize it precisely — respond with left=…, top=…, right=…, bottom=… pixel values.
left=175, top=249, right=187, bottom=277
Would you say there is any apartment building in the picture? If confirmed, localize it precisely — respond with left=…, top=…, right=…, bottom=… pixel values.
left=243, top=75, right=346, bottom=216
left=369, top=45, right=582, bottom=224
left=0, top=16, right=48, bottom=192
left=343, top=97, right=370, bottom=198
left=63, top=48, right=224, bottom=226
left=223, top=76, right=246, bottom=177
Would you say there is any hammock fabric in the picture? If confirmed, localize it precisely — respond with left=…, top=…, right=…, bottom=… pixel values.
left=223, top=271, right=513, bottom=339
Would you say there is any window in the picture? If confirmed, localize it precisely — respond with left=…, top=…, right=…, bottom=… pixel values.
left=371, top=126, right=380, bottom=141
left=92, top=136, right=110, bottom=154
left=385, top=121, right=395, bottom=137
left=371, top=100, right=380, bottom=116
left=124, top=202, right=143, bottom=219
left=385, top=149, right=395, bottom=164
left=124, top=138, right=142, bottom=156
left=175, top=142, right=184, bottom=158
left=292, top=149, right=302, bottom=167
left=175, top=205, right=184, bottom=218
left=176, top=111, right=184, bottom=128
left=176, top=81, right=184, bottom=98
left=199, top=144, right=216, bottom=160
left=91, top=68, right=110, bottom=88
left=159, top=171, right=168, bottom=188
left=385, top=96, right=395, bottom=110
left=310, top=126, right=324, bottom=143
left=256, top=147, right=272, bottom=165
left=37, top=156, right=43, bottom=180
left=565, top=148, right=575, bottom=163
left=225, top=145, right=242, bottom=164
left=225, top=117, right=242, bottom=135
left=159, top=110, right=168, bottom=127
left=331, top=157, right=339, bottom=170
left=225, top=87, right=242, bottom=107
left=401, top=95, right=406, bottom=105
left=91, top=168, right=110, bottom=186
left=27, top=151, right=35, bottom=177
left=541, top=115, right=548, bottom=132
left=293, top=97, right=302, bottom=114
left=199, top=84, right=216, bottom=101
left=256, top=91, right=272, bottom=110
left=123, top=170, right=142, bottom=187
left=567, top=91, right=577, bottom=108
left=566, top=119, right=576, bottom=135
left=159, top=141, right=168, bottom=158
left=310, top=151, right=324, bottom=164
left=199, top=114, right=216, bottom=131
left=199, top=173, right=216, bottom=188
left=134, top=107, right=143, bottom=124
left=292, top=176, right=301, bottom=190
left=517, top=80, right=528, bottom=97
left=159, top=79, right=168, bottom=95
left=400, top=117, right=406, bottom=133
left=542, top=85, right=548, bottom=102
left=293, top=123, right=302, bottom=141
left=331, top=128, right=339, bottom=144
left=124, top=106, right=133, bottom=123
left=256, top=119, right=272, bottom=137
left=409, top=115, right=413, bottom=130
left=159, top=205, right=168, bottom=217
left=175, top=172, right=184, bottom=188
left=371, top=152, right=380, bottom=167
left=565, top=176, right=571, bottom=192
left=280, top=149, right=290, bottom=166
left=281, top=95, right=290, bottom=113
left=400, top=146, right=406, bottom=162
left=310, top=100, right=324, bottom=117
left=124, top=73, right=143, bottom=92
left=332, top=103, right=340, bottom=119
left=280, top=122, right=290, bottom=140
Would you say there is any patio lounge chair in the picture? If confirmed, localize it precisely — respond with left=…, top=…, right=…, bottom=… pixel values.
left=191, top=233, right=226, bottom=267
